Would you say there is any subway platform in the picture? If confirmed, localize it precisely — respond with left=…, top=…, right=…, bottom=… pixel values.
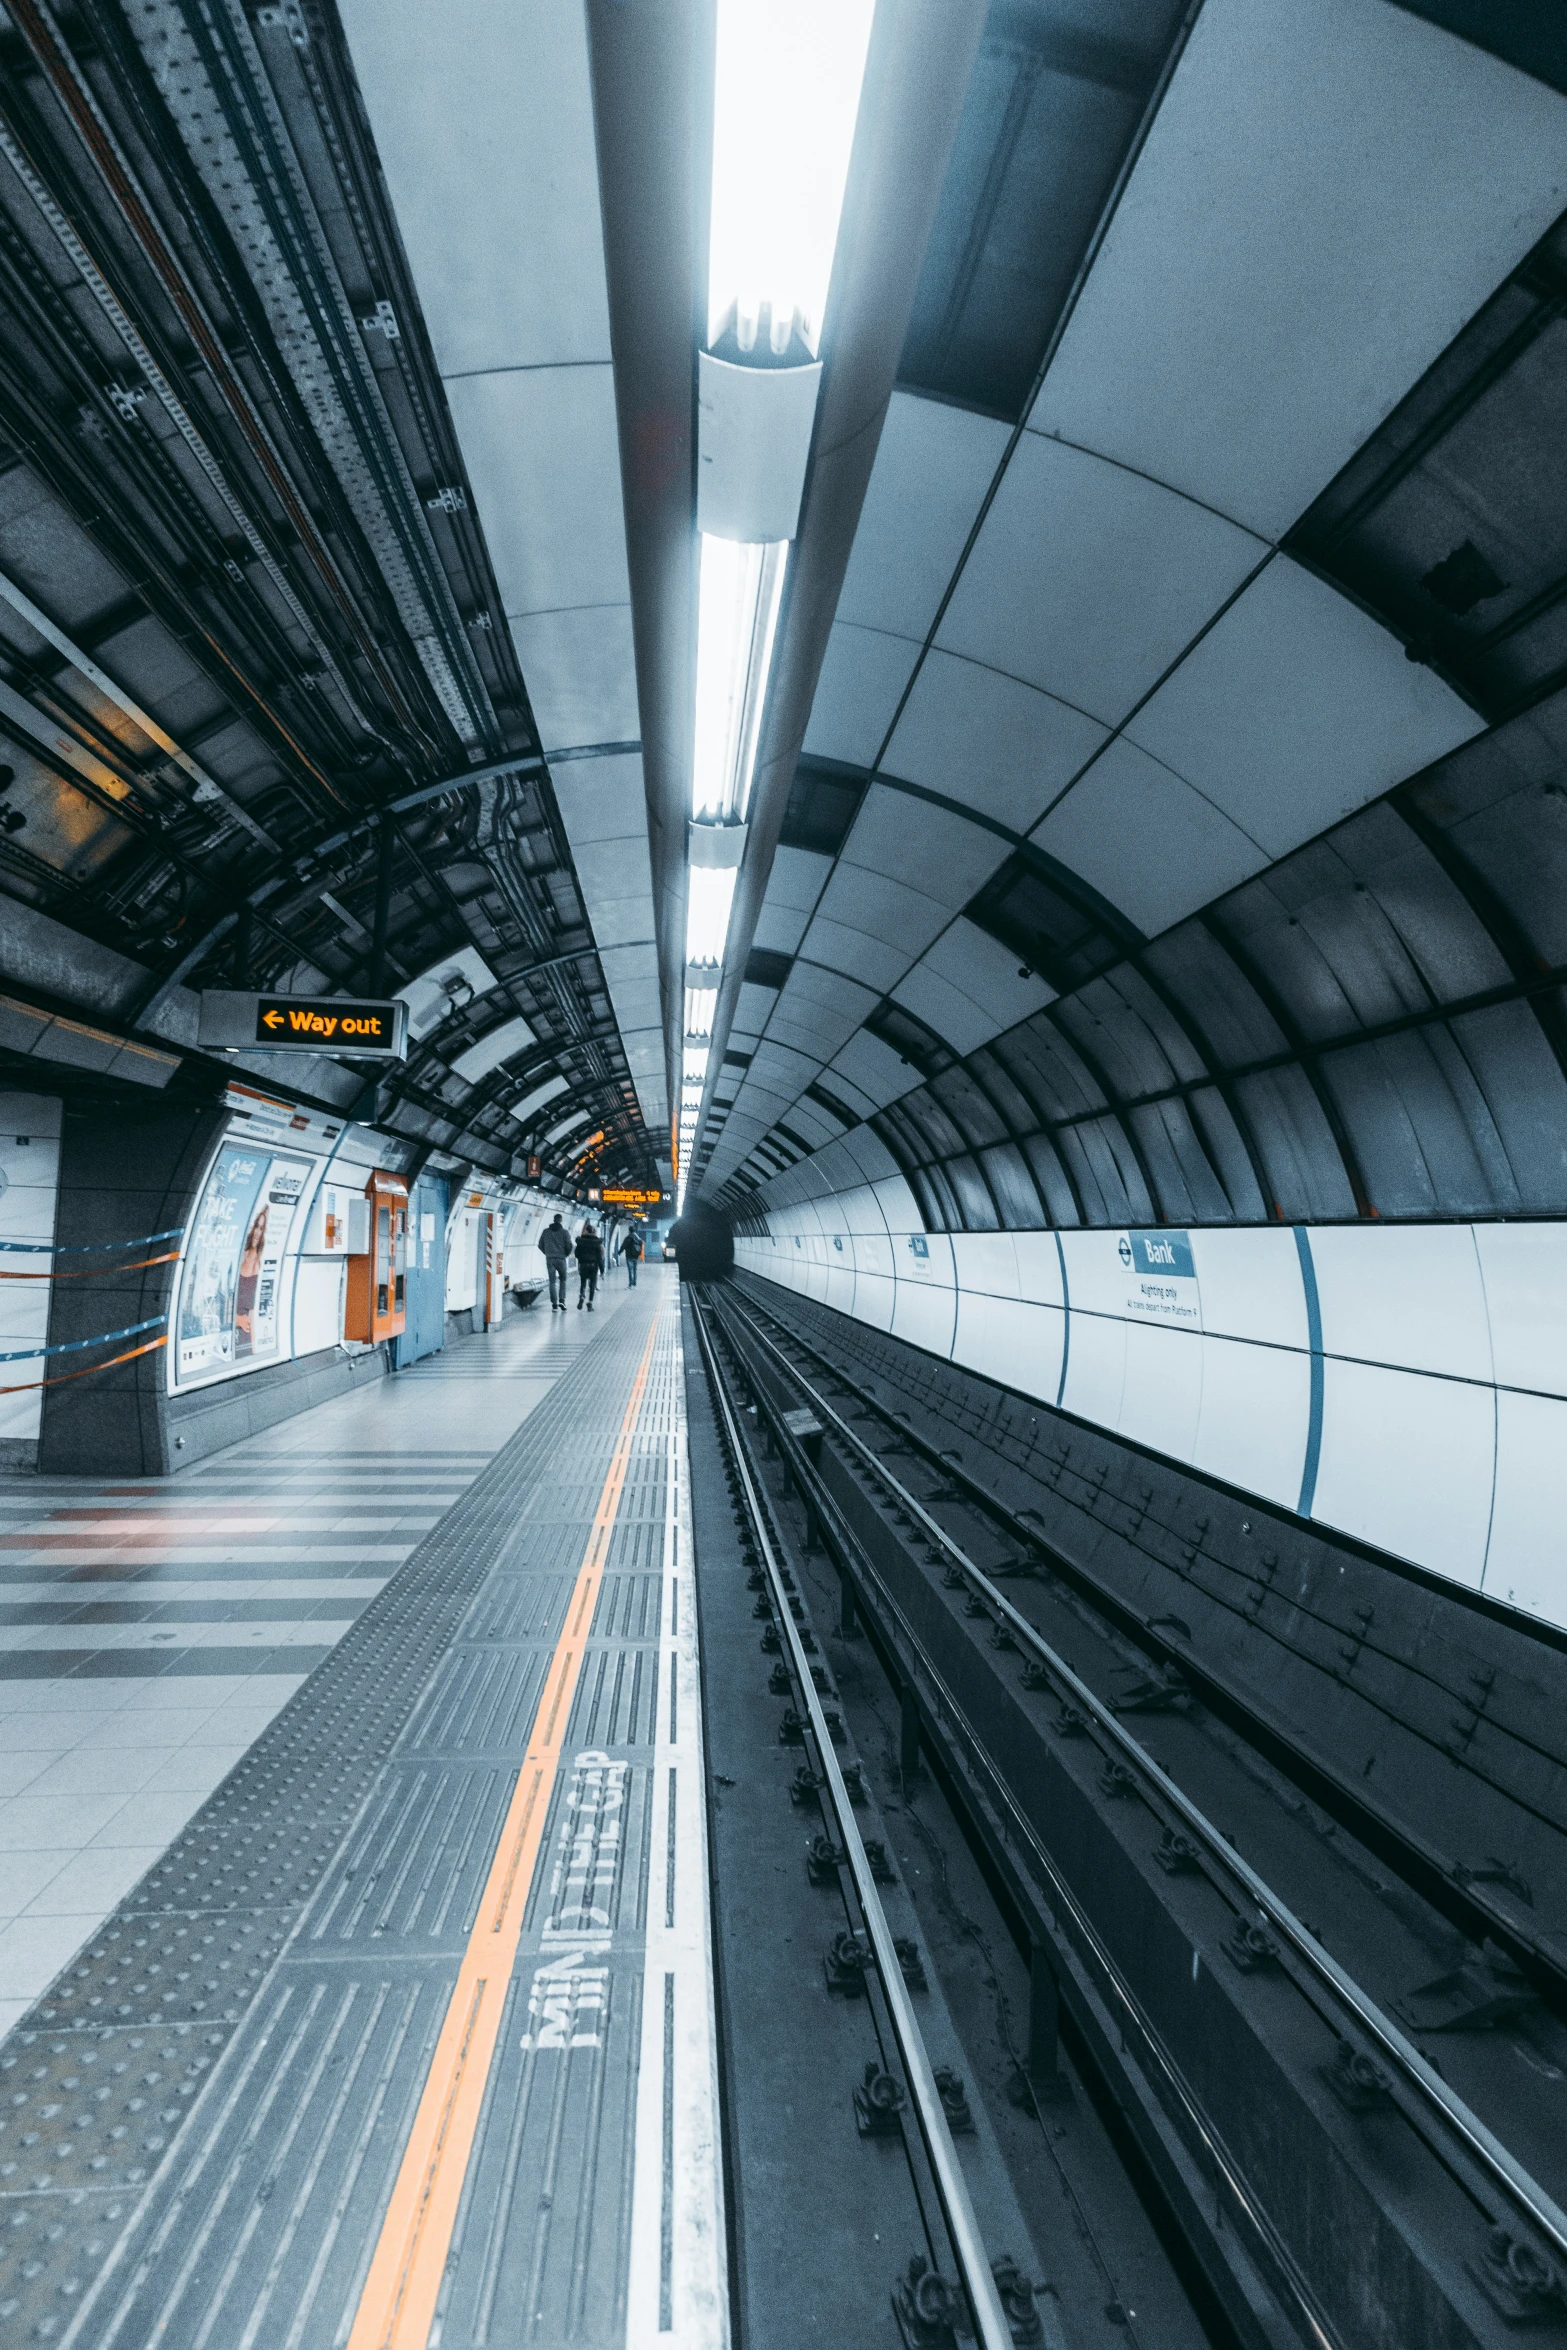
left=0, top=1269, right=727, bottom=2347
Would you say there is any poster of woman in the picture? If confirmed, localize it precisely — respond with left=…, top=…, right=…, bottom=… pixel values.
left=176, top=1145, right=269, bottom=1382
left=176, top=1147, right=315, bottom=1382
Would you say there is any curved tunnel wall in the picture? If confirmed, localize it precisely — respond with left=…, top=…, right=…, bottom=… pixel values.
left=731, top=1131, right=1567, bottom=1634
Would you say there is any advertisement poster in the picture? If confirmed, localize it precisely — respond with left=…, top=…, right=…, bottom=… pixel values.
left=1118, top=1229, right=1201, bottom=1327
left=176, top=1144, right=313, bottom=1384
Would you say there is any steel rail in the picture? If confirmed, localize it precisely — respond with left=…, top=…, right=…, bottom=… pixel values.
left=689, top=1291, right=1017, bottom=2350
left=717, top=1282, right=1567, bottom=2270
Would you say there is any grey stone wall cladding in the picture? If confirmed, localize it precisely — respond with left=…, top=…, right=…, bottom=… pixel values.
left=40, top=1094, right=225, bottom=1478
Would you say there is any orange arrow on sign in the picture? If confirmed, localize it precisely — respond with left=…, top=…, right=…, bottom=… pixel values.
left=262, top=1008, right=284, bottom=1029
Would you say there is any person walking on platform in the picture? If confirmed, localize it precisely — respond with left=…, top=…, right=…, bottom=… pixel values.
left=575, top=1221, right=604, bottom=1310
left=621, top=1222, right=642, bottom=1286
left=539, top=1213, right=572, bottom=1311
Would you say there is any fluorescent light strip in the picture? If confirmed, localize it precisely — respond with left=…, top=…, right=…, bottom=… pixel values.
left=684, top=987, right=718, bottom=1040
left=685, top=862, right=740, bottom=967
left=709, top=0, right=877, bottom=356
left=692, top=534, right=788, bottom=823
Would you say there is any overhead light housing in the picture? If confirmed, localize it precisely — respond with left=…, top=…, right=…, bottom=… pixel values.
left=681, top=0, right=878, bottom=1203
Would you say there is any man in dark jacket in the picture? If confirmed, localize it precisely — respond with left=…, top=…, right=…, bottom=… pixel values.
left=575, top=1222, right=604, bottom=1310
left=620, top=1223, right=643, bottom=1286
left=539, top=1213, right=572, bottom=1311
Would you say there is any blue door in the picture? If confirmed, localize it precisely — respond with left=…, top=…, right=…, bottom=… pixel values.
left=393, top=1173, right=448, bottom=1368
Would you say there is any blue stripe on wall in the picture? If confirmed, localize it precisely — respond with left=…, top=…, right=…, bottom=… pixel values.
left=1294, top=1225, right=1324, bottom=1519
left=1054, top=1230, right=1070, bottom=1408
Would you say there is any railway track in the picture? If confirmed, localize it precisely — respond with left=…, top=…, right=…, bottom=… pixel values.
left=695, top=1279, right=1567, bottom=2350
left=690, top=1291, right=1028, bottom=2350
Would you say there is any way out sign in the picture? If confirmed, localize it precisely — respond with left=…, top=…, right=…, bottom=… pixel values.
left=199, top=990, right=408, bottom=1060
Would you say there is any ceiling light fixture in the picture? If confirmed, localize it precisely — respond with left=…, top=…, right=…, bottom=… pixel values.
left=680, top=0, right=877, bottom=1208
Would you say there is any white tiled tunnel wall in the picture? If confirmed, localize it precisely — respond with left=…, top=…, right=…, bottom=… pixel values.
left=735, top=1172, right=1567, bottom=1632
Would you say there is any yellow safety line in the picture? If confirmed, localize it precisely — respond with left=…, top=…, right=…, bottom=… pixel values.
left=345, top=1304, right=663, bottom=2350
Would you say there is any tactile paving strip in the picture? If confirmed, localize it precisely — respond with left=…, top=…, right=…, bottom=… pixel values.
left=0, top=1297, right=663, bottom=2345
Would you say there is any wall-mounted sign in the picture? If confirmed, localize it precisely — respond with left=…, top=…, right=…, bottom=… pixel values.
left=199, top=990, right=407, bottom=1060
left=601, top=1188, right=664, bottom=1205
left=1119, top=1229, right=1200, bottom=1327
left=526, top=1156, right=541, bottom=1179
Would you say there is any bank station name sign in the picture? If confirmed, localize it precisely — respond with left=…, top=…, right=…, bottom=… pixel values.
left=199, top=990, right=408, bottom=1061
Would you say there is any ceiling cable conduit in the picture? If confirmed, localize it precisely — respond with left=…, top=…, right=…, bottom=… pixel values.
left=2, top=0, right=428, bottom=757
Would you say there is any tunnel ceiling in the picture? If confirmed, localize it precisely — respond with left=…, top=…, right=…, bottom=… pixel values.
left=0, top=0, right=661, bottom=1192
left=693, top=1, right=1567, bottom=1227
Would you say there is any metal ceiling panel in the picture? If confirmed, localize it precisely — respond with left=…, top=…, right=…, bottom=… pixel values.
left=893, top=957, right=1012, bottom=1060
left=1033, top=734, right=1268, bottom=934
left=763, top=846, right=833, bottom=921
left=550, top=755, right=650, bottom=847
left=939, top=434, right=1265, bottom=724
left=836, top=391, right=1010, bottom=637
left=445, top=369, right=630, bottom=620
left=913, top=917, right=1058, bottom=1026
left=450, top=1013, right=537, bottom=1086
left=1123, top=556, right=1484, bottom=857
left=797, top=915, right=915, bottom=996
left=338, top=0, right=611, bottom=375
left=751, top=896, right=815, bottom=959
left=508, top=608, right=640, bottom=752
left=1031, top=0, right=1567, bottom=538
left=801, top=623, right=922, bottom=767
left=831, top=1027, right=923, bottom=1109
left=814, top=865, right=953, bottom=961
left=885, top=649, right=1107, bottom=829
left=837, top=783, right=1011, bottom=905
left=733, top=982, right=781, bottom=1037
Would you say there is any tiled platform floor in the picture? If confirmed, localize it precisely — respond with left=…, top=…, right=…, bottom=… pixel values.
left=0, top=1276, right=645, bottom=2032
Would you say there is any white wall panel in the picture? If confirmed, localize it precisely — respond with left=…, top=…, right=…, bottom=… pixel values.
left=1059, top=1310, right=1126, bottom=1430
left=1119, top=1324, right=1203, bottom=1463
left=1190, top=1228, right=1308, bottom=1348
left=989, top=1297, right=1065, bottom=1405
left=446, top=369, right=628, bottom=618
left=884, top=652, right=1107, bottom=834
left=825, top=1262, right=857, bottom=1316
left=893, top=1279, right=958, bottom=1360
left=1011, top=1232, right=1066, bottom=1313
left=1192, top=1336, right=1309, bottom=1511
left=851, top=1233, right=895, bottom=1282
left=1058, top=1229, right=1136, bottom=1319
left=1473, top=1225, right=1567, bottom=1399
left=1485, top=1390, right=1567, bottom=1629
left=853, top=1270, right=896, bottom=1332
left=892, top=956, right=1011, bottom=1061
left=950, top=1232, right=1018, bottom=1301
left=293, top=1257, right=346, bottom=1358
left=1310, top=1224, right=1492, bottom=1382
left=841, top=1185, right=889, bottom=1237
left=1314, top=1361, right=1494, bottom=1589
left=737, top=1196, right=1567, bottom=1632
